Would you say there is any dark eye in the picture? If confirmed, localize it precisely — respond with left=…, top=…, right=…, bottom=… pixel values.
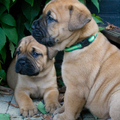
left=47, top=15, right=54, bottom=22
left=31, top=48, right=43, bottom=58
left=32, top=51, right=39, bottom=57
left=46, top=11, right=58, bottom=23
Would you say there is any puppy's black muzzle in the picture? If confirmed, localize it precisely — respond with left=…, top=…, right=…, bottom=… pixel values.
left=15, top=57, right=39, bottom=76
left=31, top=17, right=55, bottom=47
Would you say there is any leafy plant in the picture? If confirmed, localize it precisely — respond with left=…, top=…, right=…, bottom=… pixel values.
left=90, top=0, right=101, bottom=12
left=0, top=1, right=18, bottom=82
left=0, top=0, right=48, bottom=83
left=79, top=0, right=104, bottom=31
left=79, top=0, right=101, bottom=12
left=79, top=0, right=102, bottom=22
left=0, top=0, right=102, bottom=84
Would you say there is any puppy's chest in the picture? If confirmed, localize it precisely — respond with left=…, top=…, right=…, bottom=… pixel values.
left=29, top=83, right=44, bottom=98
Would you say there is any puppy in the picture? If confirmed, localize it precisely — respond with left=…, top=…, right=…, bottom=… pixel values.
left=7, top=35, right=60, bottom=117
left=31, top=0, right=120, bottom=119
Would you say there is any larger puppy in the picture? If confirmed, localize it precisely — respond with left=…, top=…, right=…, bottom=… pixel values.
left=7, top=36, right=60, bottom=117
left=31, top=0, right=120, bottom=119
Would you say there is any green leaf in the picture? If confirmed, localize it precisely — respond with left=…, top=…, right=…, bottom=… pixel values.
left=99, top=27, right=105, bottom=31
left=92, top=16, right=102, bottom=23
left=22, top=0, right=41, bottom=24
left=24, top=21, right=31, bottom=32
left=0, top=46, right=7, bottom=63
left=1, top=69, right=6, bottom=81
left=37, top=101, right=47, bottom=114
left=0, top=27, right=6, bottom=51
left=78, top=0, right=86, bottom=5
left=0, top=113, right=10, bottom=120
left=1, top=13, right=16, bottom=26
left=12, top=0, right=16, bottom=2
left=2, top=23, right=18, bottom=45
left=9, top=41, right=15, bottom=58
left=92, top=14, right=103, bottom=24
left=0, top=60, right=3, bottom=64
left=0, top=62, right=2, bottom=82
left=58, top=79, right=64, bottom=86
left=91, top=0, right=100, bottom=13
left=24, top=0, right=34, bottom=6
left=0, top=0, right=10, bottom=12
left=0, top=4, right=6, bottom=17
left=45, top=0, right=51, bottom=4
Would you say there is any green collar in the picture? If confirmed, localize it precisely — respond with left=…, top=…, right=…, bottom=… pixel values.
left=64, top=33, right=97, bottom=52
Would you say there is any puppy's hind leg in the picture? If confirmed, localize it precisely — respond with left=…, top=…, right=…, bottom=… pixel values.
left=53, top=88, right=86, bottom=120
left=109, top=92, right=120, bottom=120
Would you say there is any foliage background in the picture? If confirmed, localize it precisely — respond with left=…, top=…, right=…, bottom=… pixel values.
left=0, top=0, right=102, bottom=85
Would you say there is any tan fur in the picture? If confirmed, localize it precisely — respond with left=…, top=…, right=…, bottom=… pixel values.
left=38, top=0, right=120, bottom=119
left=7, top=36, right=60, bottom=117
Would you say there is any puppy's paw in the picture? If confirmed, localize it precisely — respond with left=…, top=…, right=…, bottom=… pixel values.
left=53, top=112, right=75, bottom=120
left=45, top=102, right=61, bottom=113
left=53, top=113, right=65, bottom=120
left=20, top=104, right=38, bottom=117
left=53, top=106, right=64, bottom=115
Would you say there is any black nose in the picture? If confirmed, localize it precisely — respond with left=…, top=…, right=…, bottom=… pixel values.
left=19, top=60, right=26, bottom=66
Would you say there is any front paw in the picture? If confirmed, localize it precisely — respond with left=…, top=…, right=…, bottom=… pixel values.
left=20, top=104, right=38, bottom=117
left=45, top=102, right=61, bottom=113
left=53, top=106, right=64, bottom=115
left=53, top=113, right=65, bottom=120
left=53, top=113, right=75, bottom=120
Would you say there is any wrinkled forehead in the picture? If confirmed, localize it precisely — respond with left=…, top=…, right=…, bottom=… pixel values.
left=19, top=36, right=47, bottom=54
left=43, top=0, right=88, bottom=16
left=43, top=0, right=72, bottom=20
left=19, top=36, right=35, bottom=49
left=43, top=0, right=71, bottom=13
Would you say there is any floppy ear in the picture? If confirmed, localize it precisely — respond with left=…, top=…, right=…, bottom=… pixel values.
left=68, top=5, right=92, bottom=31
left=47, top=47, right=58, bottom=60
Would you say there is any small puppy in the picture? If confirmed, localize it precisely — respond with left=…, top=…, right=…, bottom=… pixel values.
left=31, top=0, right=120, bottom=120
left=7, top=35, right=60, bottom=117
